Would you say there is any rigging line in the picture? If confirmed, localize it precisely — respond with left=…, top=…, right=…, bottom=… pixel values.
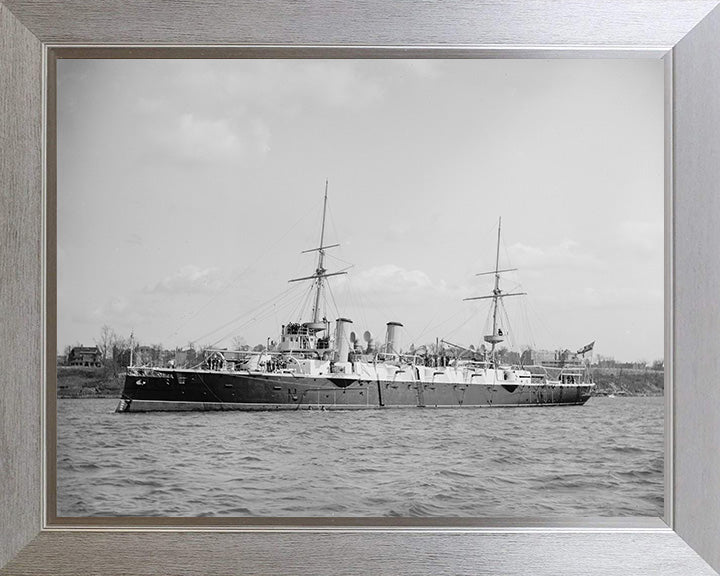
left=500, top=231, right=513, bottom=272
left=529, top=306, right=560, bottom=348
left=295, top=282, right=316, bottom=323
left=326, top=291, right=334, bottom=322
left=411, top=310, right=444, bottom=345
left=336, top=279, right=353, bottom=320
left=442, top=307, right=480, bottom=340
left=319, top=292, right=327, bottom=324
left=273, top=295, right=280, bottom=334
left=324, top=252, right=355, bottom=268
left=526, top=297, right=557, bottom=345
left=315, top=280, right=327, bottom=322
left=243, top=301, right=302, bottom=329
left=196, top=373, right=226, bottom=403
left=325, top=281, right=341, bottom=321
left=482, top=303, right=493, bottom=344
left=283, top=285, right=306, bottom=324
left=399, top=324, right=417, bottom=350
left=171, top=278, right=290, bottom=349
left=510, top=282, right=535, bottom=348
left=350, top=286, right=366, bottom=333
left=498, top=297, right=515, bottom=350
left=345, top=280, right=370, bottom=334
left=162, top=198, right=323, bottom=343
left=471, top=220, right=503, bottom=273
left=415, top=312, right=442, bottom=341
left=286, top=283, right=309, bottom=325
left=519, top=296, right=536, bottom=349
left=198, top=303, right=296, bottom=351
left=495, top=231, right=524, bottom=349
left=191, top=295, right=293, bottom=347
left=411, top=307, right=465, bottom=344
left=225, top=288, right=306, bottom=334
left=326, top=201, right=344, bottom=258
left=217, top=283, right=303, bottom=331
left=207, top=294, right=304, bottom=349
left=190, top=285, right=302, bottom=345
left=364, top=294, right=408, bottom=338
left=336, top=275, right=365, bottom=331
left=416, top=306, right=468, bottom=343
left=325, top=202, right=372, bottom=323
left=207, top=291, right=307, bottom=349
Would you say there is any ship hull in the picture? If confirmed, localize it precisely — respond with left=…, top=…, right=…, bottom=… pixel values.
left=116, top=369, right=593, bottom=412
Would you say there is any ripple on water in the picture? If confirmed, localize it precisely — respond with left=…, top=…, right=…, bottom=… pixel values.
left=57, top=397, right=664, bottom=517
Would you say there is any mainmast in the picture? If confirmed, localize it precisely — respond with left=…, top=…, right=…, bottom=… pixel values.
left=288, top=180, right=347, bottom=324
left=464, top=217, right=526, bottom=364
left=491, top=217, right=503, bottom=343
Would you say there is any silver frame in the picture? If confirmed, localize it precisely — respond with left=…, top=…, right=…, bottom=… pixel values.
left=2, top=2, right=720, bottom=574
left=41, top=45, right=671, bottom=531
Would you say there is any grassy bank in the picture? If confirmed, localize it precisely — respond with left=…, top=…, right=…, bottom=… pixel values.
left=590, top=367, right=663, bottom=396
left=56, top=366, right=124, bottom=399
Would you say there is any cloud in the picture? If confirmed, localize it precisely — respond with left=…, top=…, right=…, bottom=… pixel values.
left=329, top=264, right=469, bottom=343
left=339, top=265, right=463, bottom=309
left=307, top=63, right=384, bottom=108
left=352, top=265, right=436, bottom=294
left=497, top=238, right=663, bottom=312
left=146, top=265, right=225, bottom=294
left=162, top=113, right=245, bottom=162
left=215, top=61, right=385, bottom=111
left=507, top=240, right=606, bottom=273
left=72, top=266, right=226, bottom=336
left=129, top=61, right=395, bottom=166
left=76, top=295, right=152, bottom=329
left=144, top=110, right=274, bottom=164
left=250, top=117, right=272, bottom=154
left=573, top=286, right=662, bottom=309
left=105, top=295, right=130, bottom=314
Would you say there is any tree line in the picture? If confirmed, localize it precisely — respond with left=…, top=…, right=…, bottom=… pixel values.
left=62, top=325, right=662, bottom=370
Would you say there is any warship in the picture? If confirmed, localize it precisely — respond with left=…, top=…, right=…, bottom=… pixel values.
left=116, top=186, right=594, bottom=412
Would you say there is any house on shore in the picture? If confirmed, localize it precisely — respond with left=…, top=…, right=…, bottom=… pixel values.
left=67, top=346, right=102, bottom=367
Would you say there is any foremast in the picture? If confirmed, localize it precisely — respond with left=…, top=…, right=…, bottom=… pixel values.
left=282, top=181, right=348, bottom=353
left=288, top=180, right=347, bottom=320
left=464, top=217, right=526, bottom=365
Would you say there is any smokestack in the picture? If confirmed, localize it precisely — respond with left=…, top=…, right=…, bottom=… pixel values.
left=335, top=318, right=353, bottom=362
left=385, top=321, right=403, bottom=355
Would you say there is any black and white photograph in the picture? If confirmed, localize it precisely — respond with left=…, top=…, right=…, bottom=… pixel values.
left=56, top=58, right=663, bottom=518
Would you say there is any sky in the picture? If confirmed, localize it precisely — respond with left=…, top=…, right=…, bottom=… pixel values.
left=57, top=59, right=664, bottom=362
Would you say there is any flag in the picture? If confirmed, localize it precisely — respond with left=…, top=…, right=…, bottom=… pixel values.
left=577, top=341, right=595, bottom=355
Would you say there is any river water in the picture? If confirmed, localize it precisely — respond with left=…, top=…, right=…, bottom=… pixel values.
left=57, top=397, right=663, bottom=517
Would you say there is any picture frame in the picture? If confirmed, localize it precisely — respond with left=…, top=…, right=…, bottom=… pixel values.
left=2, top=1, right=720, bottom=574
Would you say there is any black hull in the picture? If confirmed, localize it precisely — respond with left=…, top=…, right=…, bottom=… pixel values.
left=117, top=369, right=593, bottom=412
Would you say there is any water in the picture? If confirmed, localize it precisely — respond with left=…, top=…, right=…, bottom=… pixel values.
left=57, top=397, right=663, bottom=517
